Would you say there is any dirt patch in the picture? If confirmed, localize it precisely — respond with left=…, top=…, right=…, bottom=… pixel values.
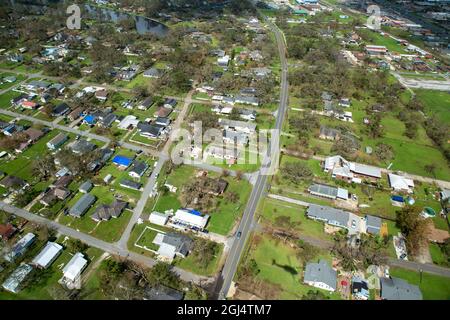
left=233, top=288, right=263, bottom=300
left=427, top=223, right=449, bottom=243
left=236, top=275, right=282, bottom=300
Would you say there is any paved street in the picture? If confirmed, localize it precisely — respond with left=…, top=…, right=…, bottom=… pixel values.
left=215, top=17, right=290, bottom=299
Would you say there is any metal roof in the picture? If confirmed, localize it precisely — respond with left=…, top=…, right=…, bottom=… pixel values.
left=306, top=204, right=350, bottom=228
left=32, top=242, right=63, bottom=268
left=69, top=193, right=96, bottom=217
left=380, top=277, right=422, bottom=300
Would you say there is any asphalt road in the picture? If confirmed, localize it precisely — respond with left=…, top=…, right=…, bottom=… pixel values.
left=215, top=17, right=290, bottom=299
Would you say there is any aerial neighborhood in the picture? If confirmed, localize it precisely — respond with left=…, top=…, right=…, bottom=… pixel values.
left=0, top=0, right=448, bottom=303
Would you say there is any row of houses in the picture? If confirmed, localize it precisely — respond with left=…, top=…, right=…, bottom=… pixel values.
left=2, top=233, right=88, bottom=293
left=303, top=259, right=422, bottom=300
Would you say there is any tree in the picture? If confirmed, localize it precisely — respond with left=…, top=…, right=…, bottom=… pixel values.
left=32, top=154, right=56, bottom=181
left=424, top=164, right=437, bottom=178
left=396, top=206, right=430, bottom=257
left=66, top=239, right=88, bottom=253
left=147, top=262, right=180, bottom=289
left=282, top=162, right=313, bottom=184
left=375, top=143, right=394, bottom=162
left=296, top=240, right=320, bottom=262
left=302, top=290, right=329, bottom=300
left=191, top=239, right=218, bottom=267
left=366, top=113, right=384, bottom=139
left=331, top=135, right=360, bottom=158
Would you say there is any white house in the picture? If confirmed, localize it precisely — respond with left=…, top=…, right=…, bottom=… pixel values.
left=118, top=115, right=139, bottom=130
left=171, top=209, right=209, bottom=230
left=61, top=252, right=88, bottom=289
left=388, top=174, right=415, bottom=193
left=31, top=242, right=63, bottom=269
left=149, top=211, right=170, bottom=226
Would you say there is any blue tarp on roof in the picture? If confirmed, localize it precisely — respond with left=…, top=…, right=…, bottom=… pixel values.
left=391, top=195, right=404, bottom=202
left=188, top=209, right=202, bottom=216
left=112, top=155, right=132, bottom=167
left=84, top=115, right=96, bottom=124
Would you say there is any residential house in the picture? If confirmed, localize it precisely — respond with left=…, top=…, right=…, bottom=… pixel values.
left=204, top=145, right=240, bottom=164
left=239, top=109, right=257, bottom=121
left=52, top=103, right=71, bottom=117
left=40, top=187, right=70, bottom=206
left=152, top=232, right=193, bottom=262
left=91, top=200, right=128, bottom=222
left=323, top=155, right=381, bottom=183
left=2, top=264, right=33, bottom=293
left=54, top=175, right=73, bottom=188
left=95, top=89, right=108, bottom=101
left=47, top=133, right=69, bottom=150
left=118, top=115, right=139, bottom=130
left=68, top=107, right=83, bottom=121
left=155, top=117, right=171, bottom=127
left=138, top=97, right=154, bottom=110
left=223, top=130, right=249, bottom=146
left=79, top=180, right=93, bottom=193
left=218, top=118, right=256, bottom=134
left=119, top=179, right=142, bottom=191
left=234, top=95, right=259, bottom=106
left=69, top=193, right=96, bottom=218
left=0, top=223, right=17, bottom=241
left=98, top=113, right=117, bottom=128
left=217, top=55, right=230, bottom=68
left=303, top=259, right=337, bottom=292
left=4, top=233, right=36, bottom=262
left=0, top=175, right=27, bottom=191
left=149, top=211, right=170, bottom=226
left=366, top=45, right=388, bottom=56
left=143, top=67, right=163, bottom=78
left=138, top=123, right=164, bottom=139
left=112, top=155, right=133, bottom=169
left=365, top=215, right=382, bottom=235
left=388, top=174, right=415, bottom=194
left=171, top=209, right=209, bottom=231
left=129, top=161, right=148, bottom=178
left=70, top=139, right=96, bottom=155
left=61, top=252, right=88, bottom=289
left=380, top=277, right=422, bottom=300
left=31, top=242, right=63, bottom=269
left=156, top=106, right=173, bottom=118
left=352, top=276, right=370, bottom=300
left=308, top=183, right=349, bottom=200
left=319, top=126, right=341, bottom=141
left=306, top=204, right=350, bottom=230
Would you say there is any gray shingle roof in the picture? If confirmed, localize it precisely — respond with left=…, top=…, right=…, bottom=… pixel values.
left=380, top=277, right=422, bottom=300
left=366, top=215, right=382, bottom=235
left=304, top=259, right=337, bottom=291
left=69, top=193, right=96, bottom=217
left=306, top=204, right=350, bottom=228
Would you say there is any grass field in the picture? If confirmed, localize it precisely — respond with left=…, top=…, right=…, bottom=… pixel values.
left=244, top=234, right=341, bottom=299
left=389, top=267, right=450, bottom=300
left=414, top=89, right=450, bottom=124
left=259, top=197, right=333, bottom=242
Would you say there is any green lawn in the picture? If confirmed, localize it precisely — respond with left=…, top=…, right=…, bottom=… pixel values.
left=174, top=241, right=224, bottom=277
left=414, top=89, right=450, bottom=124
left=245, top=235, right=341, bottom=299
left=259, top=197, right=333, bottom=242
left=0, top=130, right=61, bottom=182
left=389, top=267, right=450, bottom=300
left=429, top=242, right=448, bottom=267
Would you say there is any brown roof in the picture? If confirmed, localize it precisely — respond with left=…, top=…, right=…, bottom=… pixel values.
left=69, top=107, right=83, bottom=119
left=0, top=223, right=17, bottom=240
left=54, top=187, right=70, bottom=200
left=0, top=176, right=26, bottom=189
left=156, top=106, right=172, bottom=118
left=24, top=128, right=44, bottom=142
left=54, top=175, right=73, bottom=188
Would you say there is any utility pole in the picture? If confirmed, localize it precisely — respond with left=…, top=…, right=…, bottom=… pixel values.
left=419, top=269, right=423, bottom=284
